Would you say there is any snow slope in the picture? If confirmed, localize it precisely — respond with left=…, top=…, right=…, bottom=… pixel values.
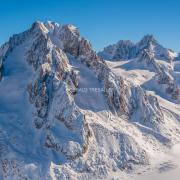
left=0, top=39, right=49, bottom=179
left=133, top=144, right=180, bottom=180
left=102, top=36, right=180, bottom=179
left=106, top=59, right=155, bottom=86
left=69, top=56, right=108, bottom=112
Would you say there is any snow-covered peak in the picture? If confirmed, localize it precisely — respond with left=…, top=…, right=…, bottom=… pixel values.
left=43, top=21, right=80, bottom=37
left=98, top=40, right=136, bottom=60
left=99, top=34, right=178, bottom=62
left=44, top=21, right=60, bottom=28
left=63, top=24, right=79, bottom=36
left=138, top=34, right=157, bottom=49
left=30, top=21, right=49, bottom=34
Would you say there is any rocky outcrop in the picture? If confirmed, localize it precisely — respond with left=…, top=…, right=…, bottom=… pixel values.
left=156, top=67, right=180, bottom=100
left=137, top=49, right=159, bottom=70
left=136, top=42, right=179, bottom=100
left=130, top=86, right=164, bottom=128
left=44, top=82, right=91, bottom=159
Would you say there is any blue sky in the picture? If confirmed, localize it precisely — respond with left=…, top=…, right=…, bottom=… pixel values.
left=0, top=0, right=180, bottom=52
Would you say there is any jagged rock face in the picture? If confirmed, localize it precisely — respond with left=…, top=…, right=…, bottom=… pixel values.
left=137, top=35, right=157, bottom=50
left=130, top=86, right=164, bottom=129
left=58, top=24, right=103, bottom=67
left=156, top=67, right=180, bottom=100
left=41, top=21, right=163, bottom=124
left=44, top=83, right=91, bottom=159
left=104, top=72, right=131, bottom=116
left=138, top=35, right=176, bottom=62
left=136, top=48, right=179, bottom=100
left=103, top=69, right=164, bottom=128
left=72, top=38, right=165, bottom=125
left=47, top=22, right=165, bottom=125
left=26, top=32, right=73, bottom=124
left=25, top=26, right=91, bottom=158
left=58, top=25, right=81, bottom=56
left=137, top=49, right=159, bottom=71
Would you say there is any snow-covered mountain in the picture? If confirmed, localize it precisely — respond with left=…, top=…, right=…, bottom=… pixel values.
left=99, top=34, right=178, bottom=62
left=0, top=21, right=180, bottom=179
left=99, top=35, right=180, bottom=101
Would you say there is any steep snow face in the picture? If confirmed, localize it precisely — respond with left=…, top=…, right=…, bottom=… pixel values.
left=0, top=36, right=44, bottom=179
left=68, top=56, right=108, bottom=112
left=0, top=21, right=180, bottom=179
left=0, top=43, right=34, bottom=145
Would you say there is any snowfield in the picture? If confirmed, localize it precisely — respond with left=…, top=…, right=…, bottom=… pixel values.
left=133, top=144, right=180, bottom=180
left=106, top=59, right=156, bottom=86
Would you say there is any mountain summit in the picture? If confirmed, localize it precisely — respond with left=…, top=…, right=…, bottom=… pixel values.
left=99, top=34, right=178, bottom=62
